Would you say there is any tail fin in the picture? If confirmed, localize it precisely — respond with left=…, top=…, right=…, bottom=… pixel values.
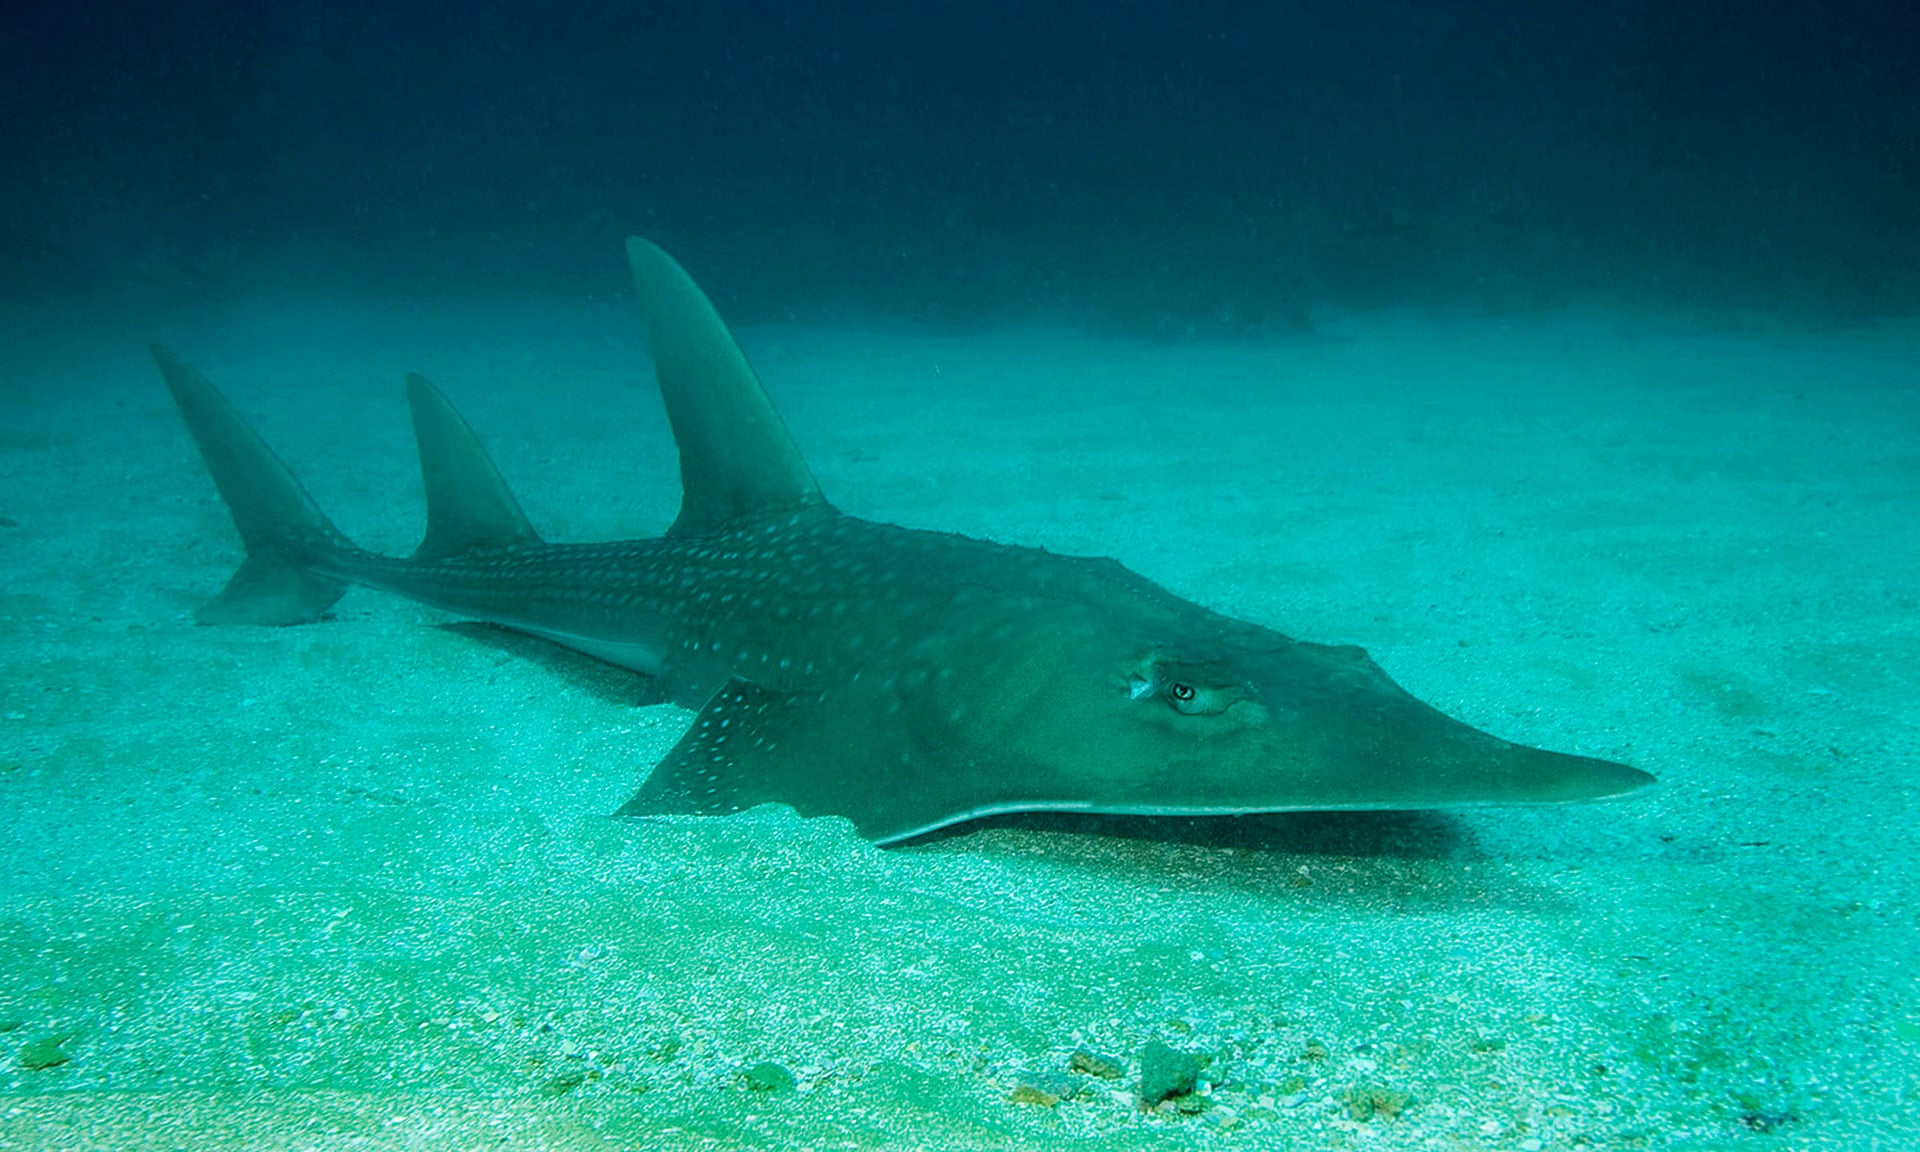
left=405, top=372, right=541, bottom=559
left=152, top=346, right=349, bottom=625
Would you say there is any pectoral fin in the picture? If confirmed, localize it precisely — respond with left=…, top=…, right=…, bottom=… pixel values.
left=614, top=679, right=993, bottom=843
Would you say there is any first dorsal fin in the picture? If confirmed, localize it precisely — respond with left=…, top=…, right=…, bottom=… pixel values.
left=624, top=236, right=829, bottom=537
left=406, top=373, right=541, bottom=560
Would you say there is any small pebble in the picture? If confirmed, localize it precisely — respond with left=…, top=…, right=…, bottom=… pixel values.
left=1345, top=1085, right=1412, bottom=1122
left=1070, top=1048, right=1125, bottom=1080
left=1138, top=1040, right=1205, bottom=1106
left=537, top=1070, right=587, bottom=1098
left=18, top=1035, right=72, bottom=1071
left=740, top=1062, right=796, bottom=1093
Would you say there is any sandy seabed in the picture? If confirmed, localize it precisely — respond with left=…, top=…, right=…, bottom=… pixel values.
left=1, top=294, right=1915, bottom=1150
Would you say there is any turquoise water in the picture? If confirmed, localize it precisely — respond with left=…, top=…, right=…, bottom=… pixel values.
left=1, top=299, right=1914, bottom=1147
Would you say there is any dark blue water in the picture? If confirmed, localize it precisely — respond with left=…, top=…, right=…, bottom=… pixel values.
left=6, top=1, right=1917, bottom=326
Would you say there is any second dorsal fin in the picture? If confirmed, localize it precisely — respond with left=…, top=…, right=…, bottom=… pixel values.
left=406, top=372, right=541, bottom=559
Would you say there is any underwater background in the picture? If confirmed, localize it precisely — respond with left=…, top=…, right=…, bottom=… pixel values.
left=2, top=2, right=1917, bottom=1148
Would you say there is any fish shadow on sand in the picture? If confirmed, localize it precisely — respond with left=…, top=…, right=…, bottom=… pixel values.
left=921, top=807, right=1469, bottom=858
left=440, top=621, right=677, bottom=706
